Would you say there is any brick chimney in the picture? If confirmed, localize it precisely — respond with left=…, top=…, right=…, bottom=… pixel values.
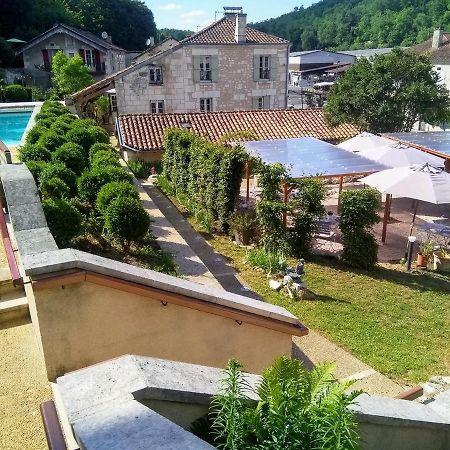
left=432, top=28, right=444, bottom=49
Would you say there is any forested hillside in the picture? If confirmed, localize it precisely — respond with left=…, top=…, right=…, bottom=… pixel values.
left=253, top=0, right=450, bottom=51
left=0, top=0, right=156, bottom=51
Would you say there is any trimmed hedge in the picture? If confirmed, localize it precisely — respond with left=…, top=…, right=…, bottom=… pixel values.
left=40, top=177, right=70, bottom=199
left=39, top=163, right=77, bottom=195
left=89, top=143, right=116, bottom=162
left=18, top=143, right=52, bottom=163
left=3, top=84, right=31, bottom=102
left=38, top=130, right=68, bottom=152
left=91, top=150, right=120, bottom=170
left=52, top=143, right=87, bottom=175
left=25, top=125, right=48, bottom=145
left=66, top=125, right=109, bottom=153
left=26, top=161, right=48, bottom=183
left=96, top=181, right=140, bottom=213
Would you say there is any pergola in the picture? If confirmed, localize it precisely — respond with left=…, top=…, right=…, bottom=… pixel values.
left=243, top=137, right=389, bottom=226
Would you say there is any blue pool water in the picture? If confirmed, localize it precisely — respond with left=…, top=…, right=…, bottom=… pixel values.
left=0, top=110, right=33, bottom=146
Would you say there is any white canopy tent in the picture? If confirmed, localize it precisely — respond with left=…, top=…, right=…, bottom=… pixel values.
left=337, top=132, right=393, bottom=153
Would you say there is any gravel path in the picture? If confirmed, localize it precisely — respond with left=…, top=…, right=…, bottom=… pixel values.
left=0, top=319, right=51, bottom=450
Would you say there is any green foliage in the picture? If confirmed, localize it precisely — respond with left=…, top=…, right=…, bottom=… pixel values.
left=245, top=247, right=287, bottom=274
left=42, top=198, right=82, bottom=247
left=39, top=162, right=77, bottom=195
left=18, top=143, right=51, bottom=163
left=52, top=143, right=87, bottom=174
left=96, top=181, right=140, bottom=213
left=325, top=49, right=450, bottom=133
left=158, top=28, right=192, bottom=41
left=289, top=178, right=327, bottom=257
left=104, top=197, right=150, bottom=250
left=257, top=162, right=288, bottom=202
left=90, top=150, right=120, bottom=169
left=128, top=159, right=161, bottom=178
left=93, top=95, right=109, bottom=123
left=25, top=124, right=48, bottom=145
left=51, top=51, right=93, bottom=94
left=37, top=130, right=68, bottom=152
left=89, top=142, right=116, bottom=162
left=256, top=200, right=287, bottom=252
left=228, top=209, right=257, bottom=233
left=40, top=177, right=70, bottom=199
left=252, top=0, right=450, bottom=51
left=163, top=129, right=247, bottom=230
left=339, top=188, right=381, bottom=269
left=3, top=84, right=31, bottom=102
left=66, top=126, right=102, bottom=153
left=202, top=356, right=360, bottom=450
left=25, top=161, right=48, bottom=183
left=40, top=100, right=68, bottom=114
left=77, top=167, right=133, bottom=204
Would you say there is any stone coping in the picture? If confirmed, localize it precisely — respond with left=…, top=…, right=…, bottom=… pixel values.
left=24, top=248, right=299, bottom=325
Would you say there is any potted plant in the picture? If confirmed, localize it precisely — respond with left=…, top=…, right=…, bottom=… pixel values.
left=416, top=241, right=434, bottom=268
left=433, top=248, right=450, bottom=273
left=229, top=208, right=256, bottom=246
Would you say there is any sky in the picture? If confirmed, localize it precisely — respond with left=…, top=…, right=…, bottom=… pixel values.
left=147, top=1, right=318, bottom=31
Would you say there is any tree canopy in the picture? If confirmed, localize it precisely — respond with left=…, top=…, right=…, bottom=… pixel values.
left=324, top=48, right=450, bottom=133
left=252, top=0, right=450, bottom=51
left=51, top=51, right=93, bottom=95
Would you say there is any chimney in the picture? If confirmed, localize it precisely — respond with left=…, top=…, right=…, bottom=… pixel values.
left=432, top=28, right=443, bottom=49
left=223, top=7, right=246, bottom=44
left=106, top=35, right=112, bottom=44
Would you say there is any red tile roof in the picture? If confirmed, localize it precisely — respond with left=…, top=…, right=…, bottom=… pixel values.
left=413, top=33, right=450, bottom=64
left=118, top=109, right=358, bottom=152
left=180, top=17, right=288, bottom=45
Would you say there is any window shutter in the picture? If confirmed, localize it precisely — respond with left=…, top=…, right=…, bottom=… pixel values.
left=78, top=49, right=85, bottom=63
left=252, top=96, right=259, bottom=110
left=42, top=49, right=50, bottom=70
left=253, top=55, right=260, bottom=81
left=193, top=56, right=201, bottom=82
left=264, top=95, right=271, bottom=110
left=269, top=56, right=278, bottom=81
left=210, top=56, right=219, bottom=82
left=94, top=49, right=101, bottom=72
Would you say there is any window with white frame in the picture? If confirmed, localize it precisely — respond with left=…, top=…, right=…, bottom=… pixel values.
left=259, top=55, right=270, bottom=80
left=199, top=56, right=211, bottom=81
left=150, top=100, right=164, bottom=114
left=110, top=94, right=117, bottom=112
left=84, top=49, right=95, bottom=69
left=257, top=96, right=265, bottom=110
left=200, top=98, right=213, bottom=112
left=149, top=67, right=163, bottom=84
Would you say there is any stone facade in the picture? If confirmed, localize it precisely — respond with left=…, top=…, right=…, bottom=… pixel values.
left=115, top=44, right=289, bottom=114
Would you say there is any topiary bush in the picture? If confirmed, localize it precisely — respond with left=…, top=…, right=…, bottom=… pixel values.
left=66, top=125, right=108, bottom=153
left=18, top=143, right=52, bottom=163
left=25, top=161, right=49, bottom=183
left=40, top=177, right=70, bottom=199
left=38, top=130, right=68, bottom=152
left=52, top=142, right=87, bottom=175
left=91, top=150, right=120, bottom=170
left=39, top=163, right=77, bottom=195
left=25, top=124, right=48, bottom=145
left=42, top=198, right=82, bottom=247
left=96, top=181, right=140, bottom=213
left=40, top=100, right=68, bottom=114
left=339, top=188, right=381, bottom=269
left=50, top=118, right=73, bottom=135
left=89, top=143, right=116, bottom=162
left=3, top=84, right=31, bottom=102
left=77, top=168, right=133, bottom=204
left=104, top=197, right=149, bottom=251
left=88, top=126, right=110, bottom=145
left=69, top=118, right=97, bottom=130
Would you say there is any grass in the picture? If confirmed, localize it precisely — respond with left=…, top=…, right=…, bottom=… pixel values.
left=159, top=186, right=449, bottom=384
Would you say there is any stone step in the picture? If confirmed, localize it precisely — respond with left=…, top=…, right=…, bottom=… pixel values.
left=0, top=290, right=29, bottom=324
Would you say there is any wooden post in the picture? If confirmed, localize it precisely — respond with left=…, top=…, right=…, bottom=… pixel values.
left=245, top=160, right=250, bottom=202
left=445, top=158, right=450, bottom=173
left=381, top=193, right=392, bottom=244
left=283, top=183, right=288, bottom=228
left=337, top=176, right=344, bottom=212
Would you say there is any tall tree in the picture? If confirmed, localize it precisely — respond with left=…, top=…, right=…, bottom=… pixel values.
left=324, top=48, right=450, bottom=133
left=52, top=51, right=93, bottom=94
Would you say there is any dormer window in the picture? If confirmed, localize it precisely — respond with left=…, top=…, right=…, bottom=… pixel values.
left=149, top=67, right=163, bottom=84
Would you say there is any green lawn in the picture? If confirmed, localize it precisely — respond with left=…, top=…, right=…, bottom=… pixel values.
left=206, top=233, right=449, bottom=385
left=160, top=188, right=449, bottom=385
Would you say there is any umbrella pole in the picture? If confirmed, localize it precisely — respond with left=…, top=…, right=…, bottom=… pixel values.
left=245, top=160, right=250, bottom=202
left=409, top=200, right=419, bottom=237
left=381, top=194, right=392, bottom=243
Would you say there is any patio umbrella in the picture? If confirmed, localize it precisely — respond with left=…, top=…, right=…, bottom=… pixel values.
left=357, top=142, right=445, bottom=169
left=360, top=164, right=450, bottom=242
left=6, top=38, right=26, bottom=44
left=337, top=132, right=394, bottom=153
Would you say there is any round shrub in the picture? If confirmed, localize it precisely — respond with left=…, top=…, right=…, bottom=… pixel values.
left=91, top=150, right=120, bottom=170
left=3, top=84, right=31, bottom=102
left=39, top=163, right=77, bottom=195
left=52, top=143, right=87, bottom=174
left=96, top=181, right=140, bottom=213
left=55, top=113, right=78, bottom=125
left=66, top=127, right=96, bottom=153
left=25, top=125, right=48, bottom=144
left=35, top=110, right=59, bottom=122
left=69, top=118, right=97, bottom=130
left=18, top=143, right=51, bottom=163
left=36, top=117, right=56, bottom=129
left=25, top=161, right=49, bottom=183
left=89, top=143, right=116, bottom=162
left=50, top=120, right=72, bottom=136
left=104, top=197, right=149, bottom=248
left=40, top=101, right=67, bottom=114
left=38, top=131, right=68, bottom=152
left=88, top=126, right=110, bottom=145
left=78, top=168, right=133, bottom=204
left=42, top=198, right=82, bottom=247
left=40, top=177, right=70, bottom=199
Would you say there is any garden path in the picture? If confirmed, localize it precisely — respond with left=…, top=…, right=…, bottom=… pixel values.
left=140, top=180, right=406, bottom=397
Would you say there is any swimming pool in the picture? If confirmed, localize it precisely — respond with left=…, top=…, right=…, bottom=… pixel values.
left=0, top=110, right=33, bottom=146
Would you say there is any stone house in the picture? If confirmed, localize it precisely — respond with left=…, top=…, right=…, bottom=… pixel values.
left=71, top=7, right=290, bottom=114
left=16, top=23, right=127, bottom=87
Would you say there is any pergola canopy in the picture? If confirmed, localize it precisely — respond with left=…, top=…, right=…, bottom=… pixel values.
left=385, top=132, right=450, bottom=158
left=244, top=137, right=389, bottom=178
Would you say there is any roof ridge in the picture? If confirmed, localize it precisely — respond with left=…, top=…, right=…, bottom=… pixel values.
left=180, top=16, right=227, bottom=44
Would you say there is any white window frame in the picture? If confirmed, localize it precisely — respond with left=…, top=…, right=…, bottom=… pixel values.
left=257, top=96, right=265, bottom=110
left=150, top=100, right=164, bottom=114
left=259, top=55, right=270, bottom=80
left=110, top=94, right=117, bottom=112
left=199, top=56, right=211, bottom=81
left=200, top=98, right=213, bottom=112
left=149, top=67, right=163, bottom=84
left=84, top=49, right=96, bottom=70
